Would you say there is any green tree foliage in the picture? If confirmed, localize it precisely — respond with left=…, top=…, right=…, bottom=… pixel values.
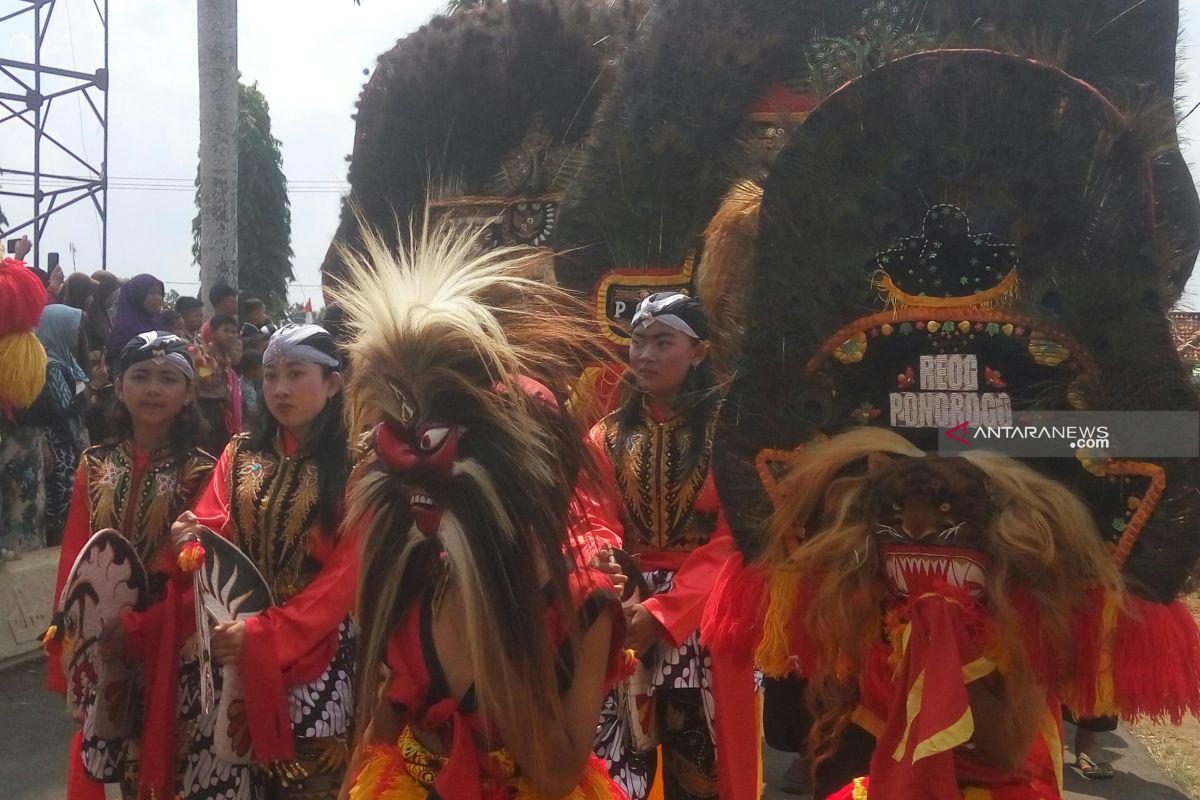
left=193, top=81, right=293, bottom=316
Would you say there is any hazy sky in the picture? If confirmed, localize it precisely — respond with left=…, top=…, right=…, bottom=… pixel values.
left=3, top=0, right=1200, bottom=310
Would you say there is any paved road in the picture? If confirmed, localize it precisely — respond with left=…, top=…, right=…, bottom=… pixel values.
left=1, top=657, right=75, bottom=800
left=759, top=728, right=1190, bottom=799
left=2, top=657, right=1188, bottom=799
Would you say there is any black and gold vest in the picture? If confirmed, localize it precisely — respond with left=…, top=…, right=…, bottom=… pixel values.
left=84, top=441, right=217, bottom=566
left=226, top=433, right=323, bottom=602
left=599, top=403, right=720, bottom=554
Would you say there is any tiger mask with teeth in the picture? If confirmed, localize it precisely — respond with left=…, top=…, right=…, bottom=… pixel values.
left=866, top=453, right=993, bottom=600
left=758, top=427, right=1124, bottom=761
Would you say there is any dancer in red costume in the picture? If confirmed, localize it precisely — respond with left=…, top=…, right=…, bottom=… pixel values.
left=332, top=220, right=629, bottom=800
left=170, top=322, right=358, bottom=799
left=589, top=292, right=759, bottom=800
left=706, top=428, right=1200, bottom=800
left=47, top=332, right=215, bottom=800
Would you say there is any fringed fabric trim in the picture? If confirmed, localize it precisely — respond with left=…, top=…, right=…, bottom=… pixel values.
left=875, top=267, right=1020, bottom=310
left=755, top=567, right=804, bottom=676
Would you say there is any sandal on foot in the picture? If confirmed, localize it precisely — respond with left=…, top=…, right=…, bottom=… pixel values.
left=1076, top=752, right=1114, bottom=779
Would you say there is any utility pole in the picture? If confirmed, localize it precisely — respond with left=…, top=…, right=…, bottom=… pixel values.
left=197, top=0, right=239, bottom=312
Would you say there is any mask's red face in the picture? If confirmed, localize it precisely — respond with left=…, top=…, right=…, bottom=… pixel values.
left=374, top=419, right=462, bottom=538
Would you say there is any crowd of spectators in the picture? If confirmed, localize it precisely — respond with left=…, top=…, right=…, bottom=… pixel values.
left=0, top=235, right=284, bottom=558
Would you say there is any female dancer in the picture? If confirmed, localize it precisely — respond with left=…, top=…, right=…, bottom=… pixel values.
left=331, top=223, right=629, bottom=800
left=170, top=322, right=357, bottom=799
left=590, top=292, right=757, bottom=800
left=48, top=331, right=216, bottom=800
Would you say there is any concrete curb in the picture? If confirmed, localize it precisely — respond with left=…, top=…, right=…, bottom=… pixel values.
left=0, top=547, right=58, bottom=670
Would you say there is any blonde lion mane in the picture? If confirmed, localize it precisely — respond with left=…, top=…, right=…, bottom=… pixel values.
left=761, top=427, right=1124, bottom=761
left=329, top=213, right=604, bottom=784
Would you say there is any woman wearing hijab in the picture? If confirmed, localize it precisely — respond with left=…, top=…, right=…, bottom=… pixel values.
left=107, top=273, right=165, bottom=360
left=83, top=271, right=121, bottom=443
left=32, top=305, right=97, bottom=544
left=60, top=272, right=100, bottom=313
left=86, top=270, right=121, bottom=349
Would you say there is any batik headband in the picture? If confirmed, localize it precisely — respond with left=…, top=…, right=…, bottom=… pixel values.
left=118, top=331, right=194, bottom=380
left=263, top=323, right=341, bottom=369
left=630, top=292, right=710, bottom=341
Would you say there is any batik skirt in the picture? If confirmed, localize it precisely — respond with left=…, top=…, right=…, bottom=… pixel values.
left=592, top=568, right=717, bottom=800
left=83, top=616, right=358, bottom=799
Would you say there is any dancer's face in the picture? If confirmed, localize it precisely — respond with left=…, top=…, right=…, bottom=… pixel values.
left=116, top=361, right=191, bottom=431
left=263, top=357, right=341, bottom=440
left=628, top=320, right=707, bottom=402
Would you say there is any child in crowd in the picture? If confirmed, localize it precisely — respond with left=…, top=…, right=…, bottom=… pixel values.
left=199, top=283, right=238, bottom=343
left=174, top=296, right=205, bottom=343
left=240, top=297, right=276, bottom=339
left=237, top=347, right=263, bottom=427
left=195, top=314, right=242, bottom=452
left=160, top=309, right=186, bottom=339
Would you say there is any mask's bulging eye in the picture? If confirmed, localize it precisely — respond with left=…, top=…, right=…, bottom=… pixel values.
left=939, top=501, right=952, bottom=513
left=420, top=426, right=450, bottom=452
left=891, top=501, right=902, bottom=512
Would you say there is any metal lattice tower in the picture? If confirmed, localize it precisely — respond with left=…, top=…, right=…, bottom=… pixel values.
left=0, top=0, right=109, bottom=269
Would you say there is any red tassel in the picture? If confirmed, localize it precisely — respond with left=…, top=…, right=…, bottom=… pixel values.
left=0, top=258, right=46, bottom=335
left=1058, top=588, right=1109, bottom=716
left=701, top=556, right=768, bottom=669
left=1113, top=596, right=1200, bottom=724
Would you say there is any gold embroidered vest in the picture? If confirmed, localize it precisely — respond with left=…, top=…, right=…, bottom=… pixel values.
left=600, top=403, right=720, bottom=554
left=226, top=433, right=322, bottom=602
left=84, top=442, right=217, bottom=566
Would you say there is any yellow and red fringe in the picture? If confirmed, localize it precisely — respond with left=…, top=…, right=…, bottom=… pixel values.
left=754, top=567, right=805, bottom=677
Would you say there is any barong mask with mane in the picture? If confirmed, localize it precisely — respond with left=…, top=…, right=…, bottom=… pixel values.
left=329, top=217, right=605, bottom=754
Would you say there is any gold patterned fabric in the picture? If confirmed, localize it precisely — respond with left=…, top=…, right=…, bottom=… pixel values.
left=598, top=404, right=720, bottom=554
left=226, top=433, right=322, bottom=602
left=83, top=441, right=216, bottom=566
left=349, top=725, right=625, bottom=800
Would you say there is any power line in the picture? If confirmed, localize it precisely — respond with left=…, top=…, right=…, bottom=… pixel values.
left=3, top=177, right=349, bottom=186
